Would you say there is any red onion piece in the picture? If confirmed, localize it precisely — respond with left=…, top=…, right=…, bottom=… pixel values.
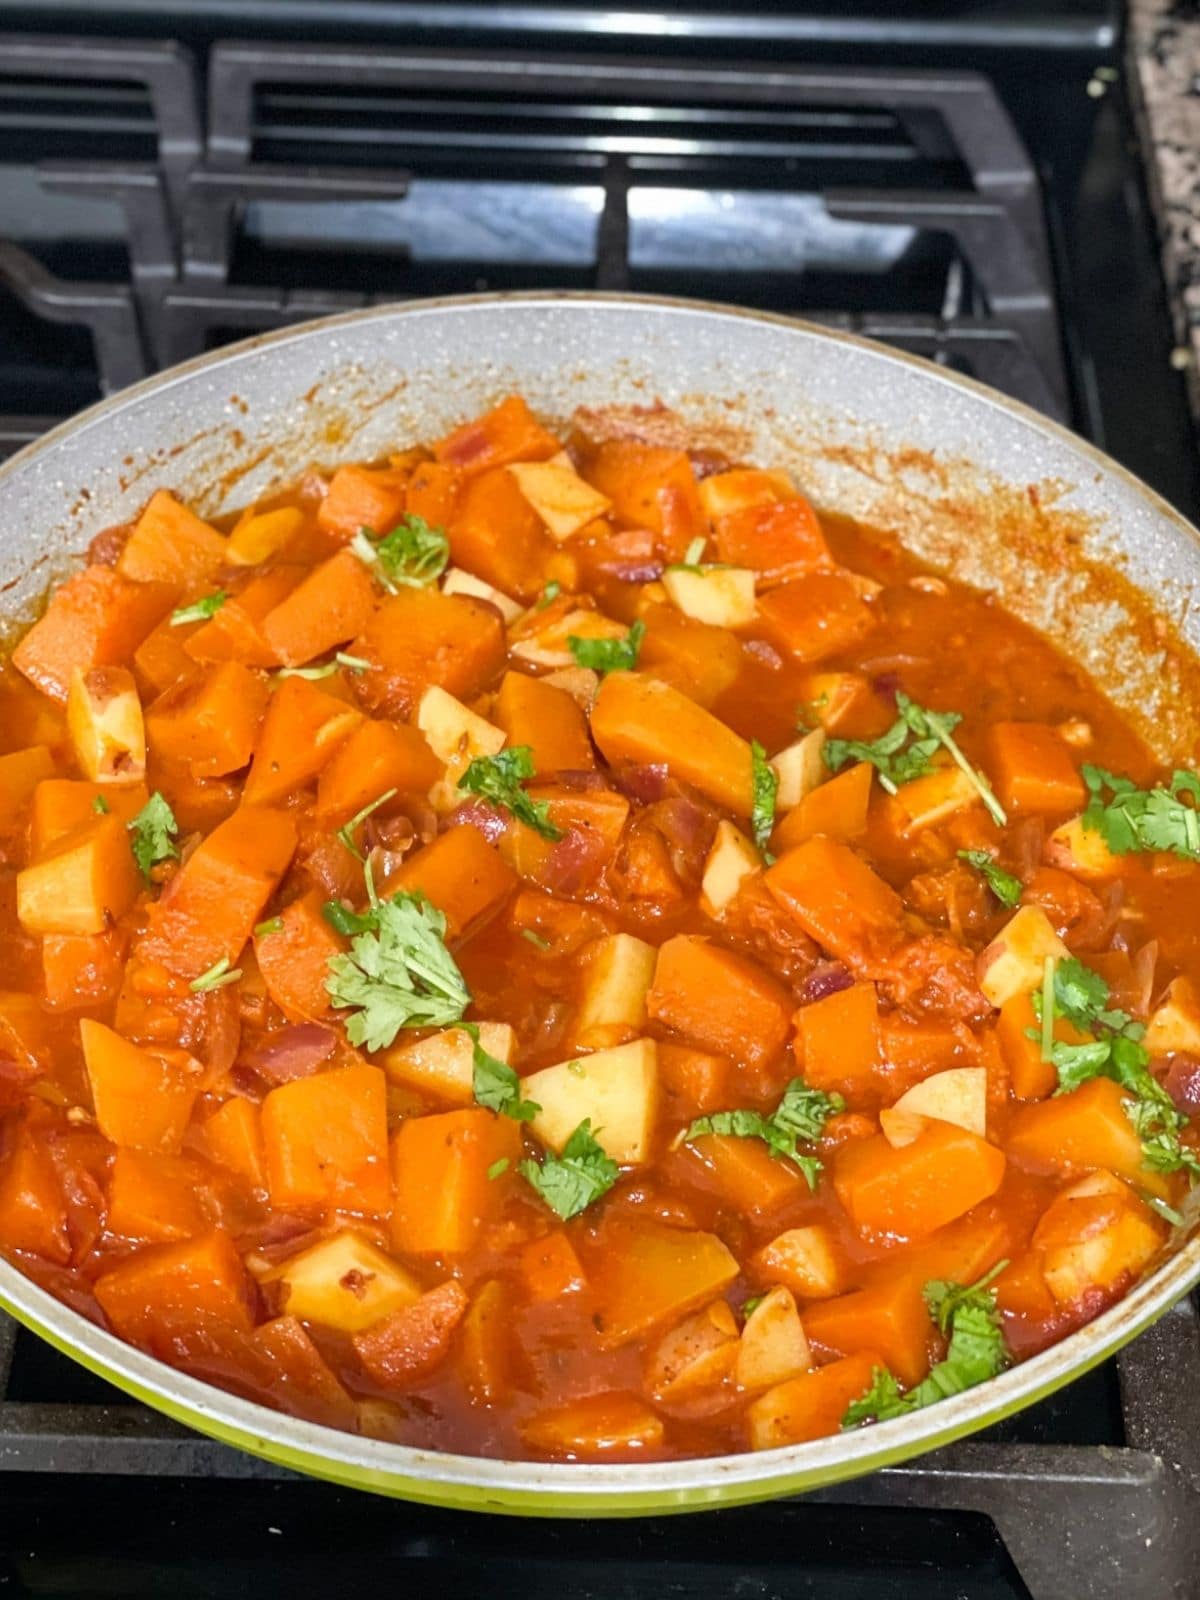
left=446, top=800, right=508, bottom=845
left=612, top=763, right=670, bottom=804
left=242, top=1023, right=337, bottom=1086
left=799, top=962, right=855, bottom=1004
left=1165, top=1054, right=1200, bottom=1113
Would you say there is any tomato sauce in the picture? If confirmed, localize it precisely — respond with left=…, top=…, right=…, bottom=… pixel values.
left=0, top=393, right=1194, bottom=1462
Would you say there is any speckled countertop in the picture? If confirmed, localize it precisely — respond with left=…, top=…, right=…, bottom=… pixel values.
left=1130, top=0, right=1200, bottom=400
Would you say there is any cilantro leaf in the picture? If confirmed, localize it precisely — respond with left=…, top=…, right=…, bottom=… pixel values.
left=750, top=740, right=778, bottom=857
left=678, top=1078, right=843, bottom=1190
left=277, top=652, right=371, bottom=682
left=325, top=888, right=470, bottom=1051
left=462, top=1023, right=540, bottom=1123
left=568, top=620, right=645, bottom=673
left=957, top=849, right=1022, bottom=908
left=825, top=694, right=1005, bottom=825
left=351, top=516, right=448, bottom=593
left=92, top=794, right=109, bottom=815
left=336, top=787, right=398, bottom=860
left=127, top=791, right=180, bottom=880
left=667, top=536, right=709, bottom=573
left=519, top=1118, right=619, bottom=1219
left=537, top=580, right=561, bottom=609
left=457, top=746, right=562, bottom=841
left=842, top=1266, right=1009, bottom=1428
left=169, top=590, right=227, bottom=627
left=1080, top=764, right=1200, bottom=860
left=190, top=956, right=242, bottom=993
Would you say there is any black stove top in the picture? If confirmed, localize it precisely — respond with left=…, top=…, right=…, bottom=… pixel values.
left=1, top=6, right=1199, bottom=1597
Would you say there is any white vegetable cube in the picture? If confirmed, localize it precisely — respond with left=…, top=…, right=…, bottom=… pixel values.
left=441, top=566, right=523, bottom=623
left=700, top=820, right=761, bottom=917
left=510, top=607, right=627, bottom=670
left=541, top=666, right=600, bottom=709
left=524, top=1038, right=658, bottom=1165
left=734, top=1285, right=811, bottom=1392
left=270, top=1230, right=422, bottom=1332
left=575, top=934, right=657, bottom=1047
left=976, top=905, right=1070, bottom=1008
left=754, top=1225, right=843, bottom=1299
left=1144, top=976, right=1200, bottom=1055
left=878, top=1106, right=929, bottom=1150
left=889, top=1067, right=987, bottom=1140
left=1045, top=815, right=1125, bottom=881
left=890, top=766, right=979, bottom=833
left=662, top=565, right=757, bottom=628
left=646, top=1300, right=740, bottom=1400
left=509, top=461, right=612, bottom=541
left=1034, top=1182, right=1164, bottom=1307
left=771, top=728, right=827, bottom=811
left=382, top=1021, right=516, bottom=1106
left=67, top=666, right=146, bottom=785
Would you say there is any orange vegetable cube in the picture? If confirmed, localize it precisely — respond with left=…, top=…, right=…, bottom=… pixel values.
left=996, top=990, right=1062, bottom=1101
left=646, top=935, right=792, bottom=1069
left=747, top=1350, right=883, bottom=1449
left=585, top=439, right=701, bottom=536
left=352, top=1280, right=470, bottom=1391
left=261, top=548, right=377, bottom=667
left=242, top=676, right=363, bottom=805
left=226, top=505, right=307, bottom=566
left=0, top=746, right=54, bottom=829
left=351, top=588, right=507, bottom=719
left=390, top=825, right=516, bottom=939
left=94, top=1230, right=253, bottom=1351
left=42, top=930, right=126, bottom=1011
left=519, top=1230, right=587, bottom=1301
left=132, top=614, right=196, bottom=697
left=0, top=1133, right=70, bottom=1262
left=30, top=778, right=148, bottom=855
left=988, top=722, right=1085, bottom=816
left=794, top=982, right=881, bottom=1097
left=588, top=1219, right=738, bottom=1349
left=107, top=1149, right=207, bottom=1242
left=802, top=1275, right=935, bottom=1386
left=434, top=395, right=560, bottom=477
left=657, top=1041, right=730, bottom=1120
left=183, top=566, right=303, bottom=667
left=13, top=566, right=174, bottom=702
left=316, top=464, right=409, bottom=539
left=774, top=760, right=873, bottom=852
left=81, top=1019, right=200, bottom=1152
left=253, top=1314, right=358, bottom=1431
left=459, top=1278, right=516, bottom=1406
left=755, top=575, right=876, bottom=664
left=254, top=888, right=342, bottom=1021
left=687, top=1133, right=808, bottom=1216
left=714, top=496, right=832, bottom=585
left=406, top=460, right=462, bottom=527
left=314, top=719, right=441, bottom=826
left=146, top=662, right=269, bottom=778
left=833, top=1122, right=1006, bottom=1238
left=521, top=1393, right=665, bottom=1456
left=1006, top=1076, right=1168, bottom=1196
left=449, top=465, right=554, bottom=601
left=765, top=835, right=904, bottom=971
left=117, top=489, right=227, bottom=587
left=494, top=671, right=595, bottom=773
left=16, top=814, right=141, bottom=936
left=751, top=1224, right=847, bottom=1300
left=197, top=1096, right=266, bottom=1191
left=390, top=1108, right=521, bottom=1256
left=637, top=604, right=742, bottom=709
left=261, top=1062, right=390, bottom=1215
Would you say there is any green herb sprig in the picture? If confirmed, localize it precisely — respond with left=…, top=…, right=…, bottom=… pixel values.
left=350, top=515, right=449, bottom=593
left=676, top=1078, right=844, bottom=1190
left=519, top=1119, right=619, bottom=1219
left=568, top=619, right=645, bottom=674
left=457, top=746, right=562, bottom=841
left=1080, top=765, right=1200, bottom=860
left=958, top=849, right=1022, bottom=908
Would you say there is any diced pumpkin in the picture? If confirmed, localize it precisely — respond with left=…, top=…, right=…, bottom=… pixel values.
left=390, top=1108, right=521, bottom=1255
left=16, top=814, right=141, bottom=936
left=434, top=395, right=560, bottom=477
left=139, top=805, right=297, bottom=978
left=687, top=1133, right=809, bottom=1217
left=0, top=994, right=47, bottom=1073
left=590, top=672, right=754, bottom=816
left=755, top=575, right=875, bottom=664
left=646, top=935, right=791, bottom=1070
left=42, top=930, right=126, bottom=1011
left=0, top=1132, right=70, bottom=1263
left=81, top=1020, right=200, bottom=1152
left=132, top=615, right=197, bottom=698
left=646, top=1300, right=739, bottom=1400
left=751, top=1224, right=846, bottom=1300
left=636, top=604, right=742, bottom=710
left=145, top=662, right=268, bottom=779
left=747, top=1350, right=884, bottom=1449
left=585, top=440, right=701, bottom=537
left=774, top=760, right=873, bottom=851
left=0, top=746, right=54, bottom=829
left=351, top=589, right=507, bottom=718
left=386, top=825, right=515, bottom=941
left=242, top=676, right=362, bottom=806
left=796, top=670, right=879, bottom=734
left=316, top=464, right=409, bottom=540
left=657, top=1042, right=730, bottom=1120
left=407, top=461, right=463, bottom=528
left=197, top=1096, right=266, bottom=1191
left=519, top=1229, right=587, bottom=1301
left=270, top=1229, right=421, bottom=1332
left=117, top=490, right=227, bottom=587
left=801, top=1274, right=935, bottom=1387
left=253, top=1314, right=358, bottom=1431
left=106, top=1148, right=207, bottom=1242
left=261, top=1062, right=390, bottom=1214
left=493, top=671, right=595, bottom=774
left=29, top=778, right=147, bottom=856
left=13, top=566, right=174, bottom=702
left=662, top=565, right=757, bottom=629
left=441, top=565, right=523, bottom=623
left=94, top=1230, right=254, bottom=1350
left=261, top=548, right=378, bottom=667
left=587, top=1219, right=739, bottom=1348
left=793, top=982, right=881, bottom=1097
left=352, top=1280, right=470, bottom=1390
left=574, top=933, right=657, bottom=1049
left=184, top=566, right=304, bottom=668
left=1144, top=976, right=1200, bottom=1055
left=521, top=1393, right=665, bottom=1456
left=735, top=1285, right=811, bottom=1392
left=315, top=719, right=441, bottom=829
left=226, top=505, right=306, bottom=565
left=1005, top=1076, right=1169, bottom=1196
left=887, top=1066, right=987, bottom=1141
left=976, top=905, right=1071, bottom=1009
left=699, top=820, right=761, bottom=918
left=382, top=1021, right=515, bottom=1107
left=698, top=467, right=793, bottom=525
left=459, top=1278, right=516, bottom=1405
left=995, top=988, right=1090, bottom=1102
left=713, top=496, right=832, bottom=585
left=771, top=727, right=827, bottom=811
left=254, top=889, right=342, bottom=1021
left=448, top=466, right=554, bottom=601
left=509, top=460, right=612, bottom=541
left=887, top=766, right=979, bottom=834
left=833, top=1122, right=1006, bottom=1238
left=988, top=722, right=1085, bottom=816
left=765, top=835, right=903, bottom=970
left=525, top=1039, right=657, bottom=1165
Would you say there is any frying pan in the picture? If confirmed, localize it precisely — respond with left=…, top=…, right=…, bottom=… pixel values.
left=2, top=292, right=1200, bottom=1512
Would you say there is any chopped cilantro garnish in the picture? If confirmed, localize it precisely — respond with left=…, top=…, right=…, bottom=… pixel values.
left=750, top=739, right=778, bottom=859
left=127, top=791, right=179, bottom=881
left=842, top=1265, right=1009, bottom=1428
left=487, top=1157, right=510, bottom=1181
left=677, top=1078, right=844, bottom=1190
left=742, top=1295, right=765, bottom=1319
left=336, top=787, right=398, bottom=860
left=458, top=746, right=562, bottom=841
left=325, top=868, right=470, bottom=1052
left=519, top=1118, right=619, bottom=1219
left=520, top=927, right=552, bottom=950
left=537, top=580, right=561, bottom=609
left=350, top=516, right=448, bottom=593
left=1080, top=764, right=1200, bottom=860
left=254, top=916, right=284, bottom=938
left=190, top=956, right=242, bottom=994
left=667, top=536, right=709, bottom=573
left=170, top=590, right=227, bottom=627
left=92, top=794, right=109, bottom=815
left=958, top=849, right=1022, bottom=908
left=568, top=619, right=645, bottom=673
left=462, top=1023, right=540, bottom=1123
left=276, top=652, right=371, bottom=681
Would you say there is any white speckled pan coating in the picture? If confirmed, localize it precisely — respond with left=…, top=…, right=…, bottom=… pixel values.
left=1, top=292, right=1198, bottom=1511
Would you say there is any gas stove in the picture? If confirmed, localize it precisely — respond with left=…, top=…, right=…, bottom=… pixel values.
left=0, top=7, right=1199, bottom=1597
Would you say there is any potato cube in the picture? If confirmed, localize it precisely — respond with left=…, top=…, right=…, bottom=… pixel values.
left=976, top=905, right=1070, bottom=1008
left=382, top=1021, right=515, bottom=1107
left=735, top=1285, right=811, bottom=1392
left=889, top=1067, right=987, bottom=1140
left=877, top=1107, right=929, bottom=1149
left=67, top=666, right=146, bottom=786
left=1144, top=976, right=1200, bottom=1055
left=541, top=666, right=600, bottom=709
left=524, top=1038, right=657, bottom=1165
left=662, top=566, right=757, bottom=629
left=441, top=565, right=523, bottom=623
left=1044, top=815, right=1125, bottom=881
left=771, top=728, right=827, bottom=811
left=1035, top=1185, right=1164, bottom=1307
left=509, top=461, right=612, bottom=541
left=575, top=933, right=657, bottom=1048
left=700, top=820, right=761, bottom=917
left=698, top=467, right=793, bottom=524
left=416, top=683, right=506, bottom=808
left=17, top=814, right=141, bottom=936
left=646, top=1300, right=739, bottom=1401
left=751, top=1224, right=844, bottom=1300
left=889, top=766, right=979, bottom=833
left=271, top=1229, right=422, bottom=1332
